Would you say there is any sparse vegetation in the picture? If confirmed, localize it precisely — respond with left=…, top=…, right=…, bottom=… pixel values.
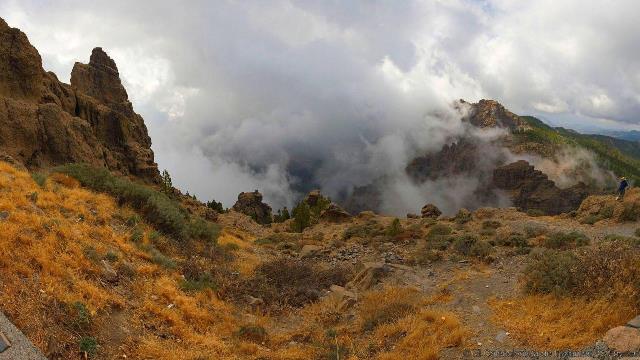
left=385, top=218, right=402, bottom=237
left=542, top=231, right=589, bottom=249
left=238, top=324, right=268, bottom=343
left=55, top=164, right=220, bottom=243
left=343, top=220, right=384, bottom=240
left=79, top=336, right=98, bottom=357
left=31, top=172, right=47, bottom=187
left=206, top=199, right=225, bottom=213
left=229, top=259, right=352, bottom=310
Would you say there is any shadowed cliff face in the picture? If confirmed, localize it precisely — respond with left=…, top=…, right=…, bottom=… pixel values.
left=0, top=18, right=159, bottom=182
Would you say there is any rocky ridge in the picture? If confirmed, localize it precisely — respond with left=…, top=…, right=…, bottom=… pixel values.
left=0, top=18, right=159, bottom=182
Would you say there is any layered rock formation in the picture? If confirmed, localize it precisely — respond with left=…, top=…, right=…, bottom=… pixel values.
left=232, top=191, right=273, bottom=224
left=0, top=18, right=159, bottom=181
left=459, top=99, right=530, bottom=131
left=492, top=160, right=589, bottom=215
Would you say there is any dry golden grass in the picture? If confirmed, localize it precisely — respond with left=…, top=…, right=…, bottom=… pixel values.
left=280, top=286, right=467, bottom=359
left=0, top=162, right=246, bottom=358
left=489, top=295, right=636, bottom=349
left=0, top=162, right=469, bottom=359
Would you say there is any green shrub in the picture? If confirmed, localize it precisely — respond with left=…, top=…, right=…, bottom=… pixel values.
left=180, top=273, right=217, bottom=292
left=238, top=325, right=268, bottom=343
left=415, top=249, right=443, bottom=264
left=55, top=164, right=219, bottom=243
left=104, top=251, right=118, bottom=262
left=479, top=228, right=496, bottom=237
left=79, top=336, right=98, bottom=356
left=523, top=249, right=579, bottom=296
left=452, top=234, right=478, bottom=256
left=496, top=233, right=529, bottom=248
left=580, top=214, right=601, bottom=225
left=148, top=230, right=161, bottom=243
left=523, top=242, right=640, bottom=303
left=342, top=221, right=384, bottom=240
left=72, top=301, right=91, bottom=329
left=526, top=209, right=546, bottom=217
left=83, top=246, right=100, bottom=262
left=470, top=241, right=493, bottom=260
left=603, top=233, right=640, bottom=246
left=620, top=203, right=640, bottom=222
left=386, top=218, right=402, bottom=237
left=126, top=214, right=142, bottom=227
left=426, top=224, right=452, bottom=238
left=600, top=206, right=614, bottom=219
left=543, top=231, right=589, bottom=249
left=130, top=227, right=144, bottom=243
left=524, top=224, right=547, bottom=238
left=31, top=172, right=47, bottom=187
left=482, top=220, right=501, bottom=229
left=454, top=209, right=472, bottom=224
left=139, top=244, right=176, bottom=269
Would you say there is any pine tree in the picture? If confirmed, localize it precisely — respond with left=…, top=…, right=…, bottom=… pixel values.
left=161, top=170, right=173, bottom=195
left=291, top=202, right=311, bottom=232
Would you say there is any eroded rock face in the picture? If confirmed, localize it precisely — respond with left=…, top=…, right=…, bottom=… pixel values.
left=232, top=191, right=273, bottom=224
left=0, top=18, right=159, bottom=182
left=492, top=160, right=589, bottom=215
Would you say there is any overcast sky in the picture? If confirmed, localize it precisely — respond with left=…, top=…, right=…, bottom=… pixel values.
left=2, top=0, right=640, bottom=209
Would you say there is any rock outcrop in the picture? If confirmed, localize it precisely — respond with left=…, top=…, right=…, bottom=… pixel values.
left=319, top=203, right=351, bottom=223
left=406, top=139, right=480, bottom=182
left=459, top=99, right=530, bottom=131
left=0, top=18, right=159, bottom=182
left=492, top=160, right=589, bottom=215
left=232, top=191, right=273, bottom=224
left=421, top=204, right=442, bottom=219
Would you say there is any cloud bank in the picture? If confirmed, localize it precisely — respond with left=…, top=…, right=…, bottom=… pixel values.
left=2, top=0, right=639, bottom=212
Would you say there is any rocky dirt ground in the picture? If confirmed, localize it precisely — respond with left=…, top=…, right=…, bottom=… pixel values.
left=218, top=190, right=640, bottom=359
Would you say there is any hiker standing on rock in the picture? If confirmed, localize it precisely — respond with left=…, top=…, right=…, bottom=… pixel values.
left=616, top=176, right=629, bottom=201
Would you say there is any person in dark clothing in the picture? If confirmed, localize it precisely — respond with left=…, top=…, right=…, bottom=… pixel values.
left=617, top=176, right=629, bottom=200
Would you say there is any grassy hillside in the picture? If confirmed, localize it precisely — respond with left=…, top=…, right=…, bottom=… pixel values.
left=515, top=116, right=640, bottom=184
left=0, top=162, right=469, bottom=359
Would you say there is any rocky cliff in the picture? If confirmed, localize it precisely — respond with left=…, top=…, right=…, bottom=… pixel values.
left=492, top=160, right=589, bottom=215
left=0, top=18, right=159, bottom=182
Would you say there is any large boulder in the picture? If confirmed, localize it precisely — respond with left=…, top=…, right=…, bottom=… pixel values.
left=232, top=191, right=273, bottom=224
left=492, top=160, right=589, bottom=215
left=421, top=204, right=442, bottom=219
left=319, top=203, right=351, bottom=223
left=604, top=326, right=640, bottom=353
left=0, top=18, right=159, bottom=182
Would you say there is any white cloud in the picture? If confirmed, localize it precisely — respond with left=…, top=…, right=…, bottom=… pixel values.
left=3, top=0, right=640, bottom=211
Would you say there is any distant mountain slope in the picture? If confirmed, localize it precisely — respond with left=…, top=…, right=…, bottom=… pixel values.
left=515, top=116, right=640, bottom=183
left=346, top=100, right=640, bottom=215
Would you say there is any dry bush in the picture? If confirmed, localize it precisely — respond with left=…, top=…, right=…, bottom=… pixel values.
left=541, top=231, right=589, bottom=250
left=358, top=287, right=421, bottom=331
left=229, top=258, right=353, bottom=310
left=342, top=220, right=385, bottom=240
left=494, top=240, right=640, bottom=350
